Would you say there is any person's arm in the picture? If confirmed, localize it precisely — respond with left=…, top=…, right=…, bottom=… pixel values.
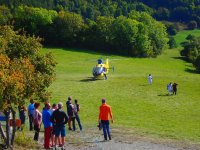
left=63, top=112, right=69, bottom=125
left=109, top=107, right=114, bottom=123
left=98, top=107, right=101, bottom=121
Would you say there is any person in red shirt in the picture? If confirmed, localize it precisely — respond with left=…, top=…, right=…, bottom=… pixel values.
left=98, top=98, right=113, bottom=140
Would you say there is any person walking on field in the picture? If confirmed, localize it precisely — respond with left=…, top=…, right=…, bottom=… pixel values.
left=33, top=102, right=42, bottom=141
left=98, top=98, right=113, bottom=141
left=66, top=96, right=73, bottom=130
left=148, top=74, right=153, bottom=85
left=28, top=99, right=35, bottom=131
left=42, top=102, right=53, bottom=149
left=172, top=82, right=178, bottom=95
left=51, top=102, right=68, bottom=149
left=72, top=99, right=82, bottom=131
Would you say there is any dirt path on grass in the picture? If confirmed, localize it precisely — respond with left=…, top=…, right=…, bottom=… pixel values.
left=37, top=127, right=200, bottom=150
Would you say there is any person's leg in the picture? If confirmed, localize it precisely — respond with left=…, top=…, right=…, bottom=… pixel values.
left=60, top=126, right=66, bottom=146
left=29, top=115, right=33, bottom=131
left=105, top=121, right=111, bottom=140
left=68, top=116, right=72, bottom=130
left=44, top=126, right=52, bottom=148
left=34, top=125, right=40, bottom=141
left=101, top=120, right=107, bottom=140
left=54, top=125, right=61, bottom=146
left=72, top=117, right=76, bottom=131
left=76, top=115, right=82, bottom=131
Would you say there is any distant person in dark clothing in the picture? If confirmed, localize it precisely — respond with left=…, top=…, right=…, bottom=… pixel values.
left=18, top=105, right=27, bottom=130
left=72, top=99, right=82, bottom=131
left=66, top=96, right=73, bottom=130
left=173, top=83, right=178, bottom=95
left=51, top=102, right=68, bottom=148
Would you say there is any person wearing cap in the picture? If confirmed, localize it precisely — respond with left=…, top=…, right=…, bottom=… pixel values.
left=51, top=102, right=68, bottom=148
left=98, top=98, right=113, bottom=141
left=42, top=102, right=53, bottom=149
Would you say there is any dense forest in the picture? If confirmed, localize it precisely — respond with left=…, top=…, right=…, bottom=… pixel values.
left=0, top=0, right=200, bottom=60
left=1, top=0, right=200, bottom=27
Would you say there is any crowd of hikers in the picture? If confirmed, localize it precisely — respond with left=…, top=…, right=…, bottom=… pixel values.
left=18, top=96, right=113, bottom=149
left=18, top=96, right=83, bottom=149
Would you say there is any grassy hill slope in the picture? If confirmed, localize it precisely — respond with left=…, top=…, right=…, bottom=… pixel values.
left=42, top=46, right=200, bottom=143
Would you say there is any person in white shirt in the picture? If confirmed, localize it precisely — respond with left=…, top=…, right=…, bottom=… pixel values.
left=148, top=74, right=153, bottom=85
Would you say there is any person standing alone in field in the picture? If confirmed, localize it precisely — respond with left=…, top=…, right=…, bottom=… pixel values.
left=98, top=98, right=113, bottom=141
left=148, top=74, right=153, bottom=85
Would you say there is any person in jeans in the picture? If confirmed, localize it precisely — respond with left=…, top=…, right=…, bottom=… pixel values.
left=51, top=102, right=68, bottom=148
left=33, top=102, right=42, bottom=141
left=98, top=98, right=113, bottom=141
left=72, top=99, right=82, bottom=131
left=18, top=105, right=27, bottom=130
left=42, top=102, right=53, bottom=149
left=28, top=99, right=35, bottom=131
left=66, top=96, right=73, bottom=130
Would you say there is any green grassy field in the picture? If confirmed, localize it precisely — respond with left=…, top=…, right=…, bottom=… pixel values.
left=42, top=46, right=200, bottom=143
left=174, top=29, right=200, bottom=47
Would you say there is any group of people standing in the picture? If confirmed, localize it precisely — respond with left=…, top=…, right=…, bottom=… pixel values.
left=148, top=74, right=178, bottom=95
left=23, top=97, right=114, bottom=149
left=26, top=97, right=83, bottom=149
left=167, top=82, right=178, bottom=95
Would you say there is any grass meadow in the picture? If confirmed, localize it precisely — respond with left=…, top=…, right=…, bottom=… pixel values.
left=41, top=43, right=200, bottom=143
left=174, top=29, right=200, bottom=47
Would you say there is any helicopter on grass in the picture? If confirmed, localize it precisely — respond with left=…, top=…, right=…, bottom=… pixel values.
left=92, top=58, right=114, bottom=80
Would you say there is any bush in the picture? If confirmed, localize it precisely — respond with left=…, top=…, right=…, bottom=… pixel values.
left=187, top=20, right=197, bottom=30
left=193, top=55, right=200, bottom=73
left=168, top=36, right=177, bottom=48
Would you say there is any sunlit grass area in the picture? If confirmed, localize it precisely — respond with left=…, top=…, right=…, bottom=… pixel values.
left=41, top=46, right=200, bottom=142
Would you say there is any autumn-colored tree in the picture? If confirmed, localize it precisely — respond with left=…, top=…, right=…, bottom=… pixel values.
left=0, top=26, right=56, bottom=149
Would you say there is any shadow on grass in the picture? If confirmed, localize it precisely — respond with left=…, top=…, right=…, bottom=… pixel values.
left=185, top=68, right=199, bottom=74
left=79, top=77, right=96, bottom=82
left=157, top=94, right=169, bottom=96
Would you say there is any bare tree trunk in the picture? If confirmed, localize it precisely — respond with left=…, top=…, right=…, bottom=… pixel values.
left=10, top=108, right=16, bottom=149
left=4, top=110, right=10, bottom=149
left=0, top=122, right=6, bottom=143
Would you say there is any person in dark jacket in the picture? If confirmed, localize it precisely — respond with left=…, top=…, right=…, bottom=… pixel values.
left=173, top=82, right=178, bottom=95
left=51, top=102, right=68, bottom=148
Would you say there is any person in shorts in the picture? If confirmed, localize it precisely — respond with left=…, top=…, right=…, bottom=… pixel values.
left=51, top=102, right=68, bottom=148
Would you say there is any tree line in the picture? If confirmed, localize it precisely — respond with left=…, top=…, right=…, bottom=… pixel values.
left=0, top=0, right=200, bottom=29
left=0, top=5, right=169, bottom=57
left=181, top=35, right=200, bottom=72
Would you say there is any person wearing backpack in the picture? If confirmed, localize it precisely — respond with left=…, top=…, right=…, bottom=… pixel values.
left=72, top=99, right=82, bottom=131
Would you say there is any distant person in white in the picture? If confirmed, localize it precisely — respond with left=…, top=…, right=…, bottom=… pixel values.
left=148, top=74, right=153, bottom=85
left=167, top=82, right=173, bottom=95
